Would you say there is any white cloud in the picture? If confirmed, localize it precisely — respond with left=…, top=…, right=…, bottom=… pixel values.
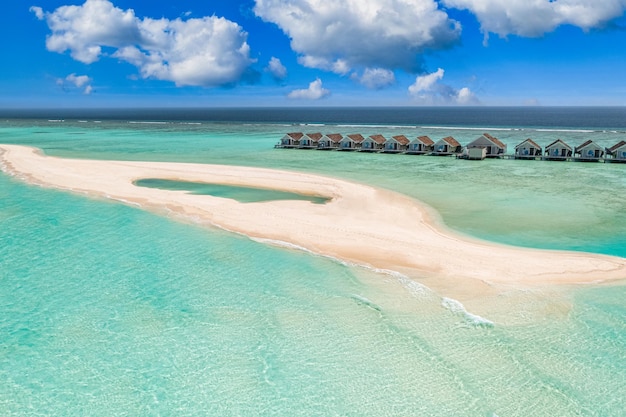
left=33, top=0, right=254, bottom=87
left=59, top=73, right=94, bottom=94
left=267, top=57, right=287, bottom=80
left=354, top=68, right=396, bottom=89
left=287, top=78, right=330, bottom=100
left=408, top=68, right=478, bottom=105
left=408, top=68, right=444, bottom=95
left=443, top=0, right=626, bottom=40
left=455, top=87, right=476, bottom=104
left=66, top=73, right=91, bottom=88
left=30, top=6, right=44, bottom=20
left=254, top=0, right=460, bottom=73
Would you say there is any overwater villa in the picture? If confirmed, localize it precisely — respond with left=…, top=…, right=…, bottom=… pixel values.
left=384, top=135, right=411, bottom=153
left=407, top=136, right=434, bottom=154
left=432, top=136, right=462, bottom=156
left=361, top=134, right=386, bottom=152
left=544, top=139, right=573, bottom=160
left=339, top=134, right=365, bottom=151
left=514, top=138, right=542, bottom=159
left=574, top=140, right=604, bottom=162
left=299, top=133, right=323, bottom=149
left=279, top=132, right=304, bottom=148
left=318, top=133, right=343, bottom=150
left=606, top=140, right=626, bottom=162
left=276, top=131, right=625, bottom=166
left=466, top=133, right=507, bottom=159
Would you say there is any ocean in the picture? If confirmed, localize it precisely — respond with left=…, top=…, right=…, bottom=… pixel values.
left=1, top=107, right=625, bottom=416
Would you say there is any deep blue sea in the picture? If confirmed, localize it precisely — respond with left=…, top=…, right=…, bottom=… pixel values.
left=1, top=107, right=625, bottom=416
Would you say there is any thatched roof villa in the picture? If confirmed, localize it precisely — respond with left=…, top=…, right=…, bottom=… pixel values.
left=279, top=132, right=304, bottom=148
left=384, top=135, right=411, bottom=153
left=299, top=133, right=323, bottom=149
left=545, top=139, right=573, bottom=160
left=318, top=133, right=343, bottom=150
left=275, top=131, right=626, bottom=166
left=574, top=140, right=604, bottom=162
left=432, top=136, right=462, bottom=156
left=606, top=140, right=626, bottom=162
left=361, top=134, right=387, bottom=152
left=407, top=136, right=434, bottom=154
left=515, top=138, right=542, bottom=159
left=339, top=134, right=365, bottom=151
left=466, top=133, right=507, bottom=159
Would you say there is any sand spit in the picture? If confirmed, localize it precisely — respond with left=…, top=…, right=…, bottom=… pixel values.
left=1, top=144, right=625, bottom=293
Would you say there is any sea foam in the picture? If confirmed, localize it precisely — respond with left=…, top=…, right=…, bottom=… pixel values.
left=441, top=297, right=494, bottom=327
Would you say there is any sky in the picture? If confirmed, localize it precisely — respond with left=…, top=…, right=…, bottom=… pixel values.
left=2, top=0, right=626, bottom=107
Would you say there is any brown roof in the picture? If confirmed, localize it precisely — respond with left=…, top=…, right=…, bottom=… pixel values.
left=416, top=135, right=434, bottom=145
left=392, top=135, right=410, bottom=145
left=515, top=138, right=541, bottom=149
left=608, top=140, right=626, bottom=152
left=482, top=133, right=506, bottom=149
left=324, top=133, right=343, bottom=143
left=440, top=136, right=461, bottom=147
left=305, top=132, right=323, bottom=141
left=287, top=132, right=304, bottom=139
left=368, top=134, right=387, bottom=144
left=346, top=134, right=365, bottom=143
left=545, top=139, right=572, bottom=150
left=575, top=139, right=604, bottom=152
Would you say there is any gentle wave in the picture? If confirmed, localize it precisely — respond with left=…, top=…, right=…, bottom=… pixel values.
left=420, top=126, right=514, bottom=131
left=128, top=121, right=169, bottom=125
left=535, top=128, right=595, bottom=133
left=441, top=297, right=494, bottom=327
left=338, top=124, right=417, bottom=129
left=350, top=294, right=383, bottom=313
left=395, top=275, right=430, bottom=298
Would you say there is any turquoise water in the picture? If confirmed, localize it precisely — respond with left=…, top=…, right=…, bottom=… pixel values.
left=1, top=118, right=625, bottom=416
left=134, top=178, right=329, bottom=204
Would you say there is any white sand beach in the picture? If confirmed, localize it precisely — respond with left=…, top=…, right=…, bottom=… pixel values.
left=2, top=144, right=625, bottom=295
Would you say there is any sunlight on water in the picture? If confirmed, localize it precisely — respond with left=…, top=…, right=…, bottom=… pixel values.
left=1, top=111, right=625, bottom=416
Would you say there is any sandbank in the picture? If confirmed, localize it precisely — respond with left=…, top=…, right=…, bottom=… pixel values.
left=1, top=144, right=625, bottom=295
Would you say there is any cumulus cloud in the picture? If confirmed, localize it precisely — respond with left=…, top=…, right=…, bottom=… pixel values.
left=409, top=68, right=444, bottom=95
left=267, top=57, right=287, bottom=80
left=32, top=0, right=254, bottom=87
left=443, top=0, right=626, bottom=41
left=254, top=0, right=460, bottom=74
left=30, top=6, right=44, bottom=20
left=408, top=68, right=478, bottom=105
left=353, top=68, right=396, bottom=89
left=287, top=78, right=330, bottom=100
left=59, top=73, right=94, bottom=94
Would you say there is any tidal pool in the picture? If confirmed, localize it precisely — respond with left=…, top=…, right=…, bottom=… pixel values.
left=134, top=178, right=330, bottom=204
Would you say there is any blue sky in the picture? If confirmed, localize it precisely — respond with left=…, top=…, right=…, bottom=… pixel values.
left=2, top=0, right=626, bottom=107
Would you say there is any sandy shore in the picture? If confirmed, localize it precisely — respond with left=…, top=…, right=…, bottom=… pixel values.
left=2, top=144, right=625, bottom=294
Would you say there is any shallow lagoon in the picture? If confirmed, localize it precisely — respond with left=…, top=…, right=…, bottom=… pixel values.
left=134, top=178, right=329, bottom=204
left=1, top=110, right=625, bottom=416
